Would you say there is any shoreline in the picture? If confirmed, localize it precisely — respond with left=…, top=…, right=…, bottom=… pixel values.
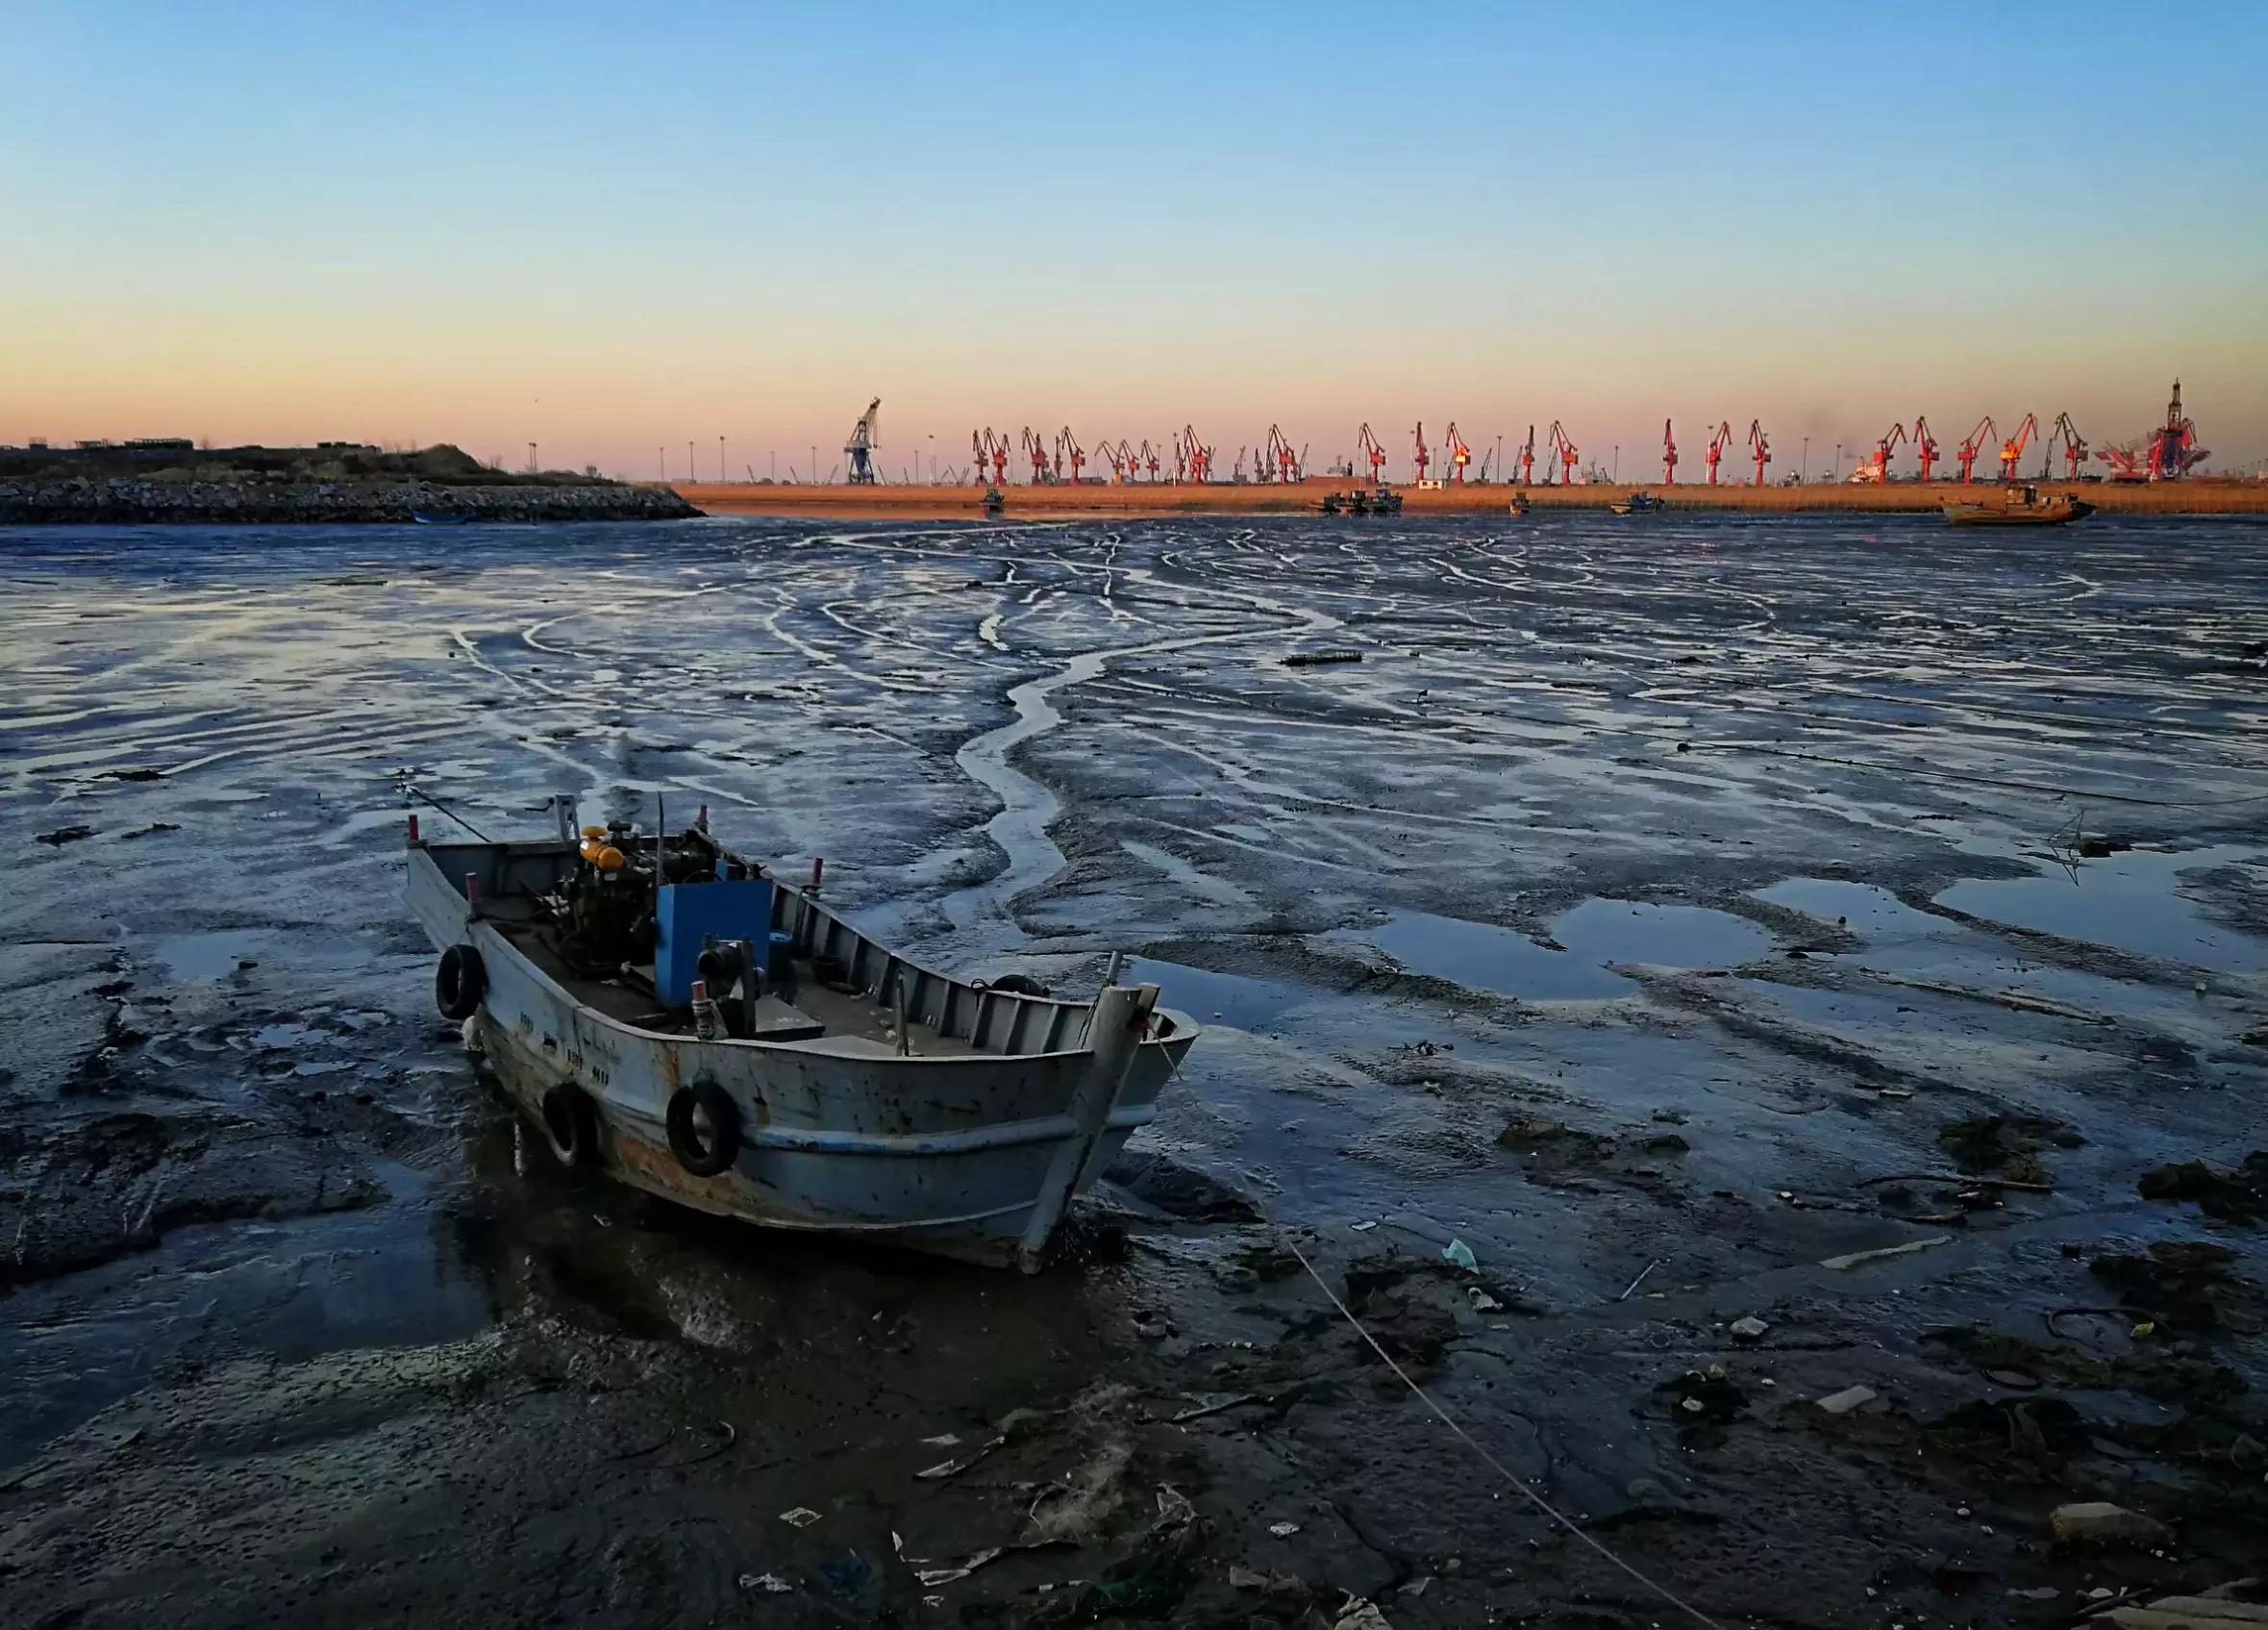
left=0, top=477, right=700, bottom=525
left=675, top=476, right=2268, bottom=519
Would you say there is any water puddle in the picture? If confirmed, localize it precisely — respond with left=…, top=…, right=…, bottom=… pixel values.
left=1547, top=898, right=1777, bottom=969
left=1935, top=846, right=2268, bottom=973
left=1331, top=911, right=1632, bottom=999
left=148, top=930, right=280, bottom=982
left=1123, top=956, right=1312, bottom=1033
left=1754, top=877, right=1948, bottom=940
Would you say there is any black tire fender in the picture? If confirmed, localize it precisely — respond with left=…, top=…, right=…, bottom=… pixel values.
left=539, top=1084, right=601, bottom=1169
left=436, top=943, right=486, bottom=1021
left=665, top=1080, right=742, bottom=1177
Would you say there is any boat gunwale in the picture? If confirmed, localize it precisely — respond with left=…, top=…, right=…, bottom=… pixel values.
left=409, top=840, right=1199, bottom=1066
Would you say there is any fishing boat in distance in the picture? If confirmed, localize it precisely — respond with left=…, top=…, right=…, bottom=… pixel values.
left=1609, top=490, right=1663, bottom=516
left=1316, top=486, right=1403, bottom=515
left=1943, top=485, right=2096, bottom=527
left=407, top=801, right=1197, bottom=1269
left=411, top=511, right=475, bottom=525
left=1507, top=492, right=1531, bottom=515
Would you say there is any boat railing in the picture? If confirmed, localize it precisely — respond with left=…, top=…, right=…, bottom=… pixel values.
left=778, top=890, right=1098, bottom=1058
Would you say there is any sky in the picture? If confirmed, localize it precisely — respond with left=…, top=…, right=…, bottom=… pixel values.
left=5, top=1, right=2266, bottom=482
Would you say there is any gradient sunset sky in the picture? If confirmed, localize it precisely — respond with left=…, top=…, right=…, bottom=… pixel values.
left=7, top=2, right=2265, bottom=481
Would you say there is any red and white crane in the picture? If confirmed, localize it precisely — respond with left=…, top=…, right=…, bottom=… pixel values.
left=1912, top=416, right=1939, bottom=483
left=1997, top=414, right=2039, bottom=482
left=1956, top=416, right=1996, bottom=485
left=1661, top=419, right=1679, bottom=485
left=1138, top=439, right=1161, bottom=481
left=2049, top=414, right=2086, bottom=480
left=1515, top=424, right=1535, bottom=487
left=1444, top=422, right=1472, bottom=484
left=1264, top=424, right=1300, bottom=484
left=1546, top=421, right=1579, bottom=485
left=1178, top=425, right=1213, bottom=484
left=1020, top=427, right=1051, bottom=484
left=1411, top=422, right=1431, bottom=484
left=1747, top=419, right=1770, bottom=487
left=1056, top=427, right=1085, bottom=485
left=1358, top=423, right=1388, bottom=485
left=1857, top=422, right=1907, bottom=483
left=1705, top=421, right=1732, bottom=485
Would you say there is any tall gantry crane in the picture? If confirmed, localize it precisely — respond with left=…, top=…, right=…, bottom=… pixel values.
left=1705, top=421, right=1732, bottom=485
left=1661, top=419, right=1679, bottom=485
left=971, top=428, right=1010, bottom=487
left=1139, top=439, right=1161, bottom=481
left=1515, top=424, right=1535, bottom=487
left=1956, top=416, right=1996, bottom=484
left=1411, top=422, right=1431, bottom=484
left=1546, top=421, right=1579, bottom=485
left=844, top=398, right=881, bottom=484
left=1747, top=419, right=1770, bottom=486
left=1020, top=427, right=1051, bottom=484
left=1444, top=422, right=1472, bottom=484
left=1265, top=424, right=1300, bottom=484
left=1178, top=425, right=1212, bottom=483
left=1860, top=422, right=1907, bottom=483
left=2048, top=414, right=2086, bottom=480
left=1997, top=414, right=2039, bottom=482
left=1057, top=427, right=1085, bottom=485
left=1912, top=416, right=1939, bottom=482
left=1101, top=439, right=1129, bottom=483
left=970, top=429, right=989, bottom=486
left=1358, top=423, right=1388, bottom=485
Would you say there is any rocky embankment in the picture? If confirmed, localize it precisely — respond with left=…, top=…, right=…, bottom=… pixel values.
left=0, top=476, right=699, bottom=524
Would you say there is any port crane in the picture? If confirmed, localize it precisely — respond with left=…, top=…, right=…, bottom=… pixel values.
left=1056, top=427, right=1086, bottom=485
left=1703, top=421, right=1732, bottom=485
left=1661, top=420, right=1679, bottom=485
left=1997, top=414, right=2039, bottom=482
left=1177, top=425, right=1213, bottom=484
left=2099, top=382, right=2206, bottom=481
left=1857, top=422, right=1907, bottom=483
left=843, top=398, right=882, bottom=484
left=1101, top=439, right=1129, bottom=483
left=1545, top=421, right=1579, bottom=485
left=1139, top=439, right=1161, bottom=481
left=1956, top=416, right=1995, bottom=485
left=1515, top=424, right=1536, bottom=487
left=1912, top=416, right=1938, bottom=483
left=2048, top=414, right=2086, bottom=480
left=1444, top=422, right=1472, bottom=484
left=1411, top=423, right=1431, bottom=484
left=1020, top=427, right=1051, bottom=484
left=1264, top=424, right=1300, bottom=484
left=1358, top=423, right=1388, bottom=485
left=971, top=428, right=1011, bottom=487
left=1747, top=420, right=1770, bottom=486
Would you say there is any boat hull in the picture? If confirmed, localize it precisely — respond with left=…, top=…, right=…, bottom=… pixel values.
left=410, top=842, right=1195, bottom=1268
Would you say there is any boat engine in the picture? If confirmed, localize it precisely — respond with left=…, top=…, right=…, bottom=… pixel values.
left=559, top=820, right=658, bottom=972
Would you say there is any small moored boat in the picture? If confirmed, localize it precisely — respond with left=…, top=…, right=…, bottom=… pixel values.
left=411, top=511, right=475, bottom=526
left=1608, top=490, right=1663, bottom=516
left=407, top=802, right=1198, bottom=1269
left=1943, top=485, right=2095, bottom=527
left=1507, top=492, right=1531, bottom=516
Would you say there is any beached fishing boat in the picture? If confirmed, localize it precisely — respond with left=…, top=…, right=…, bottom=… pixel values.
left=1608, top=491, right=1662, bottom=516
left=1507, top=492, right=1531, bottom=516
left=1943, top=485, right=2094, bottom=527
left=411, top=511, right=475, bottom=525
left=406, top=803, right=1198, bottom=1269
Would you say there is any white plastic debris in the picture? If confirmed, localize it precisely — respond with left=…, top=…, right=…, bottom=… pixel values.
left=1440, top=1239, right=1478, bottom=1271
left=1268, top=1520, right=1301, bottom=1537
left=778, top=1507, right=821, bottom=1528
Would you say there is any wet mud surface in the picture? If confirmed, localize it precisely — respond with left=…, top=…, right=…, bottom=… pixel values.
left=2, top=514, right=2265, bottom=1626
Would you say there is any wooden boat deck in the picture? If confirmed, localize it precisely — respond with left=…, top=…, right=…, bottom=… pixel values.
left=486, top=902, right=989, bottom=1058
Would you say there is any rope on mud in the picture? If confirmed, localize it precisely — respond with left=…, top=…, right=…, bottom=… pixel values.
left=1286, top=1238, right=1724, bottom=1630
left=402, top=784, right=494, bottom=841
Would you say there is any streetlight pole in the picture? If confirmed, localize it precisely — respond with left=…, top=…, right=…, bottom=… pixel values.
left=1833, top=442, right=1843, bottom=485
left=719, top=435, right=725, bottom=482
left=1612, top=444, right=1619, bottom=482
left=528, top=441, right=537, bottom=474
left=1801, top=438, right=1809, bottom=484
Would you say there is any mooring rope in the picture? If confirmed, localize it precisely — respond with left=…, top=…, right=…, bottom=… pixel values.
left=1285, top=1237, right=1725, bottom=1630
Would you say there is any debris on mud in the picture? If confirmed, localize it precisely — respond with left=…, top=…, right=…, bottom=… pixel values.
left=2050, top=1501, right=2172, bottom=1549
left=1281, top=649, right=1364, bottom=667
left=35, top=824, right=94, bottom=846
left=2139, top=1154, right=2268, bottom=1224
left=1936, top=1113, right=2082, bottom=1185
left=2090, top=1241, right=2267, bottom=1336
